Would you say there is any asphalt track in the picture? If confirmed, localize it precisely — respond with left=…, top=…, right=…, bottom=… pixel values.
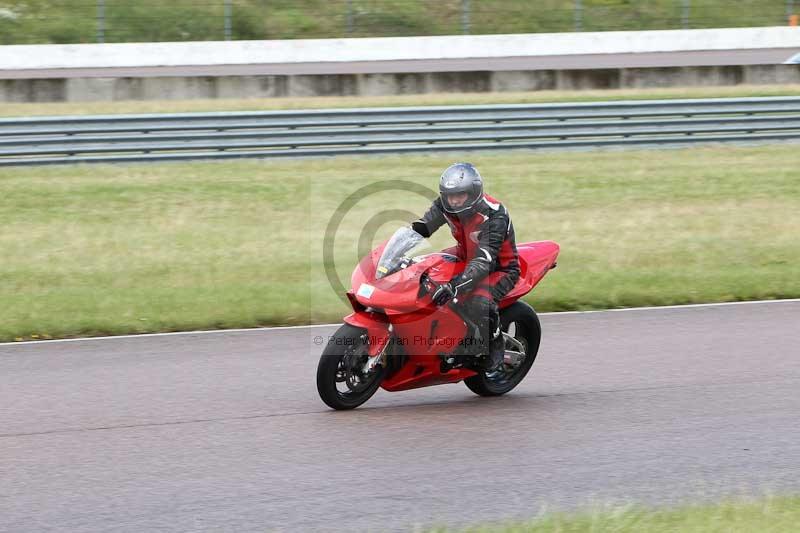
left=1, top=300, right=799, bottom=532
left=3, top=48, right=800, bottom=79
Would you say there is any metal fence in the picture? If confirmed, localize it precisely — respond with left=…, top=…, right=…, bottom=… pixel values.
left=1, top=97, right=799, bottom=166
left=0, top=1, right=797, bottom=45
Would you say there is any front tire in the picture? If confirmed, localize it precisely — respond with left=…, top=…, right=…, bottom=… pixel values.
left=316, top=324, right=385, bottom=410
left=464, top=300, right=541, bottom=397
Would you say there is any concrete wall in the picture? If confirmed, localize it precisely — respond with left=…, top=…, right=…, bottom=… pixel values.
left=1, top=65, right=799, bottom=103
left=2, top=27, right=800, bottom=70
left=2, top=27, right=799, bottom=102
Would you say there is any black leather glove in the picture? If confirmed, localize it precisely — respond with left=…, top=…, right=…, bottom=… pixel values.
left=431, top=281, right=456, bottom=306
left=432, top=275, right=469, bottom=306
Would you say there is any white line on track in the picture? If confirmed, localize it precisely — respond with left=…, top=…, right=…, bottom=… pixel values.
left=536, top=298, right=800, bottom=315
left=2, top=298, right=798, bottom=348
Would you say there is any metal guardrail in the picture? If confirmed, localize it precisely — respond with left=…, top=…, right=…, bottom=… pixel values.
left=1, top=97, right=799, bottom=166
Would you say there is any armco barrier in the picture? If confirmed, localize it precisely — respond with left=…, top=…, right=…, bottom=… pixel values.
left=1, top=96, right=799, bottom=166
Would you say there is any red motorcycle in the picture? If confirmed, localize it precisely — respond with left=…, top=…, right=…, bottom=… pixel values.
left=316, top=227, right=559, bottom=410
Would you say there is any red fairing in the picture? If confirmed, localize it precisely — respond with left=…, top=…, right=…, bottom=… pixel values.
left=343, top=237, right=559, bottom=392
left=501, top=240, right=560, bottom=307
left=343, top=310, right=391, bottom=357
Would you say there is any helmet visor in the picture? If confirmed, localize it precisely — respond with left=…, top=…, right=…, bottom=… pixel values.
left=443, top=191, right=470, bottom=211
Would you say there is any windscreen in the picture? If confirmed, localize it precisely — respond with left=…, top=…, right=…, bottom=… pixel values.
left=375, top=227, right=426, bottom=279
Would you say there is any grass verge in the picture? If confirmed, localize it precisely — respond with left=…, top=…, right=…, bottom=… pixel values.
left=0, top=0, right=790, bottom=45
left=3, top=85, right=800, bottom=118
left=433, top=495, right=800, bottom=532
left=1, top=143, right=798, bottom=341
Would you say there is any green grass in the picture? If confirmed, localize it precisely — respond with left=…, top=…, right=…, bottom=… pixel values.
left=0, top=0, right=793, bottom=45
left=1, top=143, right=798, bottom=341
left=4, top=85, right=800, bottom=118
left=434, top=495, right=800, bottom=532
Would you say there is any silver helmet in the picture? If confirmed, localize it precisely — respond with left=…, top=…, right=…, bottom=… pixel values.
left=438, top=162, right=483, bottom=214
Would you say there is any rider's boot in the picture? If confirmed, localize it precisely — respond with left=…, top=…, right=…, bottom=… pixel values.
left=486, top=325, right=505, bottom=371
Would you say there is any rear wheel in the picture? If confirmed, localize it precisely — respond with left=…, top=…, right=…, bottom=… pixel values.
left=316, top=324, right=386, bottom=410
left=464, top=301, right=541, bottom=397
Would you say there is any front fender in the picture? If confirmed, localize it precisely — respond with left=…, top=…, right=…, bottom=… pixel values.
left=343, top=310, right=391, bottom=356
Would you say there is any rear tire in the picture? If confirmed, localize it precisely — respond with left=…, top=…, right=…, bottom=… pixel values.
left=464, top=301, right=541, bottom=397
left=316, top=324, right=385, bottom=410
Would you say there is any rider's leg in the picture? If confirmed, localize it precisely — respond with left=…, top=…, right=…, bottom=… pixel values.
left=469, top=271, right=520, bottom=370
left=462, top=291, right=502, bottom=370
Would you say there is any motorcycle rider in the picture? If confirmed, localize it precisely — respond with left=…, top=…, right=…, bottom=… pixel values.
left=410, top=162, right=520, bottom=371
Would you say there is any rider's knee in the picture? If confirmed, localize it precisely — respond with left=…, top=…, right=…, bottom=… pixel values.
left=469, top=295, right=498, bottom=318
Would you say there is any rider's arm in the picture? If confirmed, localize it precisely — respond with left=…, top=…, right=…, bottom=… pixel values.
left=410, top=199, right=446, bottom=238
left=455, top=211, right=510, bottom=291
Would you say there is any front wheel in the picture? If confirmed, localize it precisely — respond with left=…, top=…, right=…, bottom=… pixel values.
left=316, top=324, right=386, bottom=410
left=464, top=300, right=541, bottom=397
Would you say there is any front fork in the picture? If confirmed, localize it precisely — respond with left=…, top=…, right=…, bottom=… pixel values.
left=362, top=331, right=391, bottom=375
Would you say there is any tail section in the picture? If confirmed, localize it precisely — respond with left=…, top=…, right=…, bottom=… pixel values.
left=501, top=241, right=560, bottom=306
